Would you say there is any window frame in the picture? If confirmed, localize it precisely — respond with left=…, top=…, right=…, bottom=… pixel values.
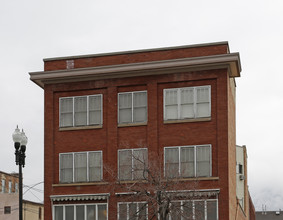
left=118, top=90, right=148, bottom=124
left=4, top=206, right=11, bottom=214
left=164, top=145, right=212, bottom=178
left=117, top=201, right=148, bottom=220
left=59, top=94, right=103, bottom=128
left=166, top=199, right=218, bottom=220
left=52, top=203, right=108, bottom=220
left=59, top=151, right=103, bottom=183
left=2, top=179, right=5, bottom=193
left=15, top=183, right=18, bottom=193
left=163, top=85, right=211, bottom=121
left=8, top=181, right=12, bottom=193
left=118, top=148, right=148, bottom=181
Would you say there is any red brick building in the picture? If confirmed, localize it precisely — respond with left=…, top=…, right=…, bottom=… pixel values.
left=30, top=42, right=254, bottom=220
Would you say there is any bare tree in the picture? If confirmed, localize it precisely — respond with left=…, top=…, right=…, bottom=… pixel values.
left=105, top=150, right=213, bottom=220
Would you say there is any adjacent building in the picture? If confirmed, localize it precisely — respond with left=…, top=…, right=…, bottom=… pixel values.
left=30, top=41, right=255, bottom=219
left=256, top=211, right=283, bottom=220
left=0, top=171, right=44, bottom=220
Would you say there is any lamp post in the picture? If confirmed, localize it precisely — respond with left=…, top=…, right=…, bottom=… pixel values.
left=12, top=125, right=27, bottom=220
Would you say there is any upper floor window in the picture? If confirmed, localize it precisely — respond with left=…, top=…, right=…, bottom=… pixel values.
left=118, top=148, right=148, bottom=181
left=164, top=86, right=211, bottom=121
left=15, top=183, right=18, bottom=193
left=164, top=145, right=211, bottom=178
left=59, top=151, right=102, bottom=183
left=118, top=202, right=147, bottom=220
left=8, top=181, right=12, bottom=193
left=59, top=94, right=102, bottom=128
left=1, top=179, right=5, bottom=193
left=118, top=91, right=147, bottom=124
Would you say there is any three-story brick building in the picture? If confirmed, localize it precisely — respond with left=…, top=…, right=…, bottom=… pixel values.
left=30, top=41, right=254, bottom=220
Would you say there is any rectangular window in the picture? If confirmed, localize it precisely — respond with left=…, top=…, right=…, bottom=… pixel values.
left=236, top=163, right=243, bottom=174
left=59, top=94, right=102, bottom=127
left=2, top=179, right=5, bottom=193
left=167, top=199, right=217, bottom=220
left=118, top=148, right=148, bottom=181
left=164, top=86, right=211, bottom=120
left=164, top=145, right=211, bottom=178
left=118, top=91, right=147, bottom=124
left=8, top=181, right=12, bottom=193
left=39, top=207, right=42, bottom=219
left=53, top=203, right=107, bottom=220
left=59, top=151, right=102, bottom=183
left=15, top=183, right=18, bottom=193
left=4, top=206, right=11, bottom=214
left=118, top=202, right=147, bottom=220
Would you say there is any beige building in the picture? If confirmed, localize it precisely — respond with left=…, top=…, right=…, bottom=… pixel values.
left=23, top=200, right=44, bottom=220
left=0, top=171, right=43, bottom=220
left=236, top=145, right=248, bottom=210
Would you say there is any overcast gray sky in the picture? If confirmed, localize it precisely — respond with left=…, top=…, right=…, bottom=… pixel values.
left=1, top=0, right=282, bottom=211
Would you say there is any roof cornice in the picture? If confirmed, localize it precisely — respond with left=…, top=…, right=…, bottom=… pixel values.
left=43, top=41, right=229, bottom=61
left=30, top=53, right=241, bottom=88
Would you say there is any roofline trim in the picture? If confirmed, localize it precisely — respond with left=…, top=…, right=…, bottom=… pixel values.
left=43, top=41, right=229, bottom=62
left=30, top=53, right=241, bottom=88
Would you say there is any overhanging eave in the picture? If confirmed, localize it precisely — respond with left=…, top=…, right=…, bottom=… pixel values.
left=29, top=53, right=241, bottom=89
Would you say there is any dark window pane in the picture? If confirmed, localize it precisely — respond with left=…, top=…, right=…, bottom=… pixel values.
left=119, top=204, right=127, bottom=220
left=129, top=203, right=137, bottom=220
left=76, top=205, right=85, bottom=220
left=87, top=205, right=96, bottom=220
left=207, top=201, right=217, bottom=220
left=65, top=206, right=74, bottom=220
left=54, top=206, right=63, bottom=220
left=183, top=201, right=194, bottom=220
left=98, top=204, right=107, bottom=220
left=194, top=201, right=205, bottom=220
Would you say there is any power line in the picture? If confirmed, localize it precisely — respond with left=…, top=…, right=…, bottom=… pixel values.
left=23, top=181, right=44, bottom=195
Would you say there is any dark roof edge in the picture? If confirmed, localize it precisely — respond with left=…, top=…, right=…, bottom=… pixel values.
left=43, top=41, right=229, bottom=62
left=23, top=199, right=44, bottom=206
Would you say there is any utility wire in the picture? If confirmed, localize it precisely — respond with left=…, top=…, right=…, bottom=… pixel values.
left=23, top=181, right=44, bottom=195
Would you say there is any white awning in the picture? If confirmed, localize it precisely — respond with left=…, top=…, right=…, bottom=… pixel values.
left=50, top=193, right=109, bottom=202
left=165, top=189, right=220, bottom=198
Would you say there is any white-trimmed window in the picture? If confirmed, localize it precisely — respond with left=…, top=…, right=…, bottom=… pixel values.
left=59, top=94, right=102, bottom=127
left=118, top=202, right=147, bottom=220
left=167, top=199, right=218, bottom=220
left=118, top=91, right=147, bottom=124
left=15, top=183, right=18, bottom=193
left=53, top=203, right=107, bottom=220
left=164, top=145, right=211, bottom=178
left=59, top=151, right=102, bottom=183
left=2, top=179, right=5, bottom=193
left=164, top=86, right=211, bottom=120
left=118, top=148, right=148, bottom=181
left=8, top=181, right=12, bottom=193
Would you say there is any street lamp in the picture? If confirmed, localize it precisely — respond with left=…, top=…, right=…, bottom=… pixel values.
left=12, top=125, right=28, bottom=220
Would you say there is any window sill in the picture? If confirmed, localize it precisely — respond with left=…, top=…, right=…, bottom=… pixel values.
left=118, top=122, right=147, bottom=128
left=117, top=180, right=148, bottom=184
left=53, top=181, right=109, bottom=187
left=164, top=117, right=211, bottom=124
left=165, top=176, right=219, bottom=182
left=116, top=177, right=218, bottom=184
left=59, top=125, right=103, bottom=131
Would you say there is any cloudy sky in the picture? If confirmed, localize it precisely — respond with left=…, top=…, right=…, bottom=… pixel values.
left=1, top=0, right=282, bottom=211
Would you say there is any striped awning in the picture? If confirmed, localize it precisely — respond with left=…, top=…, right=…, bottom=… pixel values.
left=166, top=189, right=220, bottom=198
left=50, top=193, right=109, bottom=202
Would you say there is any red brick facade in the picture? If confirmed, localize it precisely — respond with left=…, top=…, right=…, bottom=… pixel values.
left=30, top=42, right=254, bottom=219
